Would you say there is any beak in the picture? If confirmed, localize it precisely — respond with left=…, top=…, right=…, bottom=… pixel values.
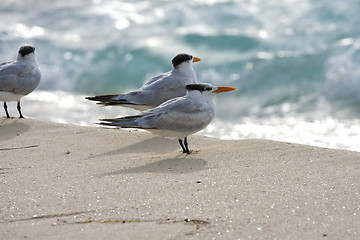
left=192, top=57, right=201, bottom=62
left=212, top=86, right=238, bottom=94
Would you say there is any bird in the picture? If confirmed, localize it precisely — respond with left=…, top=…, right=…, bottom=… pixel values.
left=0, top=45, right=41, bottom=118
left=99, top=83, right=237, bottom=154
left=86, top=53, right=201, bottom=111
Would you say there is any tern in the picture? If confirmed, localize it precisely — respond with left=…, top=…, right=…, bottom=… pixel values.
left=0, top=45, right=41, bottom=118
left=99, top=83, right=237, bottom=154
left=86, top=53, right=201, bottom=111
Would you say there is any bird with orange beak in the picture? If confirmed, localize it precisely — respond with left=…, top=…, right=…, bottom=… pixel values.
left=86, top=53, right=201, bottom=111
left=99, top=83, right=237, bottom=154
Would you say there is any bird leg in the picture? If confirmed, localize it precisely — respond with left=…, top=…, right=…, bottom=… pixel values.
left=178, top=138, right=190, bottom=154
left=178, top=139, right=188, bottom=154
left=184, top=137, right=190, bottom=154
left=17, top=101, right=24, bottom=118
left=178, top=139, right=186, bottom=153
left=3, top=102, right=10, bottom=118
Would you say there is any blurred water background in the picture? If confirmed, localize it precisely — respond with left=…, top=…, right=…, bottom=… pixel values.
left=1, top=0, right=359, bottom=151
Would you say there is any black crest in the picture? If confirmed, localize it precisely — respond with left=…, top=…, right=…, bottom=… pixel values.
left=172, top=53, right=193, bottom=68
left=19, top=45, right=35, bottom=57
left=186, top=84, right=213, bottom=92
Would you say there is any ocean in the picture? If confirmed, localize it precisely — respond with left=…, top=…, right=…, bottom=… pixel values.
left=1, top=0, right=359, bottom=151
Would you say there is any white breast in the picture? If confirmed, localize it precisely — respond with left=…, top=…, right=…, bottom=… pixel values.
left=0, top=91, right=24, bottom=102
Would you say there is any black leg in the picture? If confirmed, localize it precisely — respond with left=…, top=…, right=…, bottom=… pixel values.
left=3, top=102, right=10, bottom=118
left=184, top=137, right=190, bottom=154
left=17, top=101, right=24, bottom=118
left=178, top=139, right=187, bottom=153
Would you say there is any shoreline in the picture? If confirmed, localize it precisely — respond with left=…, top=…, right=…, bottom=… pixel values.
left=1, top=118, right=360, bottom=239
left=3, top=89, right=356, bottom=152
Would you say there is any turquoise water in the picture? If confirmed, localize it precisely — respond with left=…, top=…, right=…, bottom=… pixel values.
left=1, top=0, right=359, bottom=151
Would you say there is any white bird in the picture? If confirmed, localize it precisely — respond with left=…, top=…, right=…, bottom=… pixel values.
left=86, top=53, right=201, bottom=111
left=99, top=83, right=237, bottom=154
left=0, top=45, right=41, bottom=118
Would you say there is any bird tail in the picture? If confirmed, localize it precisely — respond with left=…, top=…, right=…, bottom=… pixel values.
left=86, top=94, right=120, bottom=102
left=85, top=94, right=135, bottom=106
left=98, top=115, right=142, bottom=128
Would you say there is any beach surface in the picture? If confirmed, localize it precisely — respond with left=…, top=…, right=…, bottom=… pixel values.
left=1, top=118, right=359, bottom=239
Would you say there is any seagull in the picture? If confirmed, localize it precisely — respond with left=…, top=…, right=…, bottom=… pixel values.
left=86, top=53, right=201, bottom=111
left=0, top=45, right=41, bottom=118
left=99, top=83, right=237, bottom=154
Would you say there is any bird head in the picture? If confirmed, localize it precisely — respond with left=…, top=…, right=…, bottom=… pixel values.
left=18, top=45, right=35, bottom=57
left=172, top=53, right=201, bottom=69
left=186, top=83, right=237, bottom=95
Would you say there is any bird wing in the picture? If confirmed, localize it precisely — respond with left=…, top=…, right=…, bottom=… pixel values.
left=147, top=103, right=211, bottom=131
left=112, top=97, right=215, bottom=132
left=85, top=73, right=172, bottom=106
left=143, top=72, right=169, bottom=86
left=124, top=71, right=195, bottom=106
left=0, top=61, right=21, bottom=92
left=88, top=70, right=196, bottom=108
left=87, top=72, right=172, bottom=102
left=0, top=60, right=40, bottom=95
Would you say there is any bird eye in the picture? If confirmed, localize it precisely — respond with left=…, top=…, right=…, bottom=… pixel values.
left=206, top=87, right=212, bottom=91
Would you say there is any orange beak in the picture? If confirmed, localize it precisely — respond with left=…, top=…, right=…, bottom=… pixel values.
left=192, top=57, right=201, bottom=62
left=212, top=86, right=238, bottom=94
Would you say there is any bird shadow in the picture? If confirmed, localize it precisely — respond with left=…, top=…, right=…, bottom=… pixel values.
left=96, top=156, right=207, bottom=177
left=90, top=136, right=180, bottom=158
left=0, top=118, right=30, bottom=141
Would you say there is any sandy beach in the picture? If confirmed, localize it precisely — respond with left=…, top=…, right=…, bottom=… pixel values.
left=0, top=118, right=359, bottom=239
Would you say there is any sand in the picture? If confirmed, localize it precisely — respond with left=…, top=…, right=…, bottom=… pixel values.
left=0, top=118, right=359, bottom=239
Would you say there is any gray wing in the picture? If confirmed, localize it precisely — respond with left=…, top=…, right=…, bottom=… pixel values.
left=135, top=97, right=215, bottom=132
left=123, top=71, right=194, bottom=106
left=0, top=60, right=40, bottom=95
left=87, top=72, right=178, bottom=106
left=88, top=70, right=194, bottom=108
left=100, top=97, right=214, bottom=132
left=0, top=61, right=19, bottom=92
left=143, top=72, right=168, bottom=86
